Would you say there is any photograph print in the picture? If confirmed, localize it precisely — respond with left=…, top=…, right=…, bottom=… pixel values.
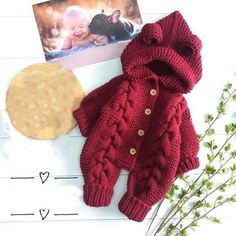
left=33, top=0, right=143, bottom=68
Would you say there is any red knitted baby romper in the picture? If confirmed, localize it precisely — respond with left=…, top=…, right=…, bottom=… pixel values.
left=73, top=11, right=202, bottom=222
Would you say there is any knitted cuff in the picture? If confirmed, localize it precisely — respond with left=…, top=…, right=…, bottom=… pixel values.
left=118, top=192, right=151, bottom=222
left=176, top=156, right=200, bottom=176
left=73, top=107, right=90, bottom=137
left=83, top=184, right=113, bottom=207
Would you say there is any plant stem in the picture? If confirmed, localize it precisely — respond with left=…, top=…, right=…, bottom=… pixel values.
left=153, top=87, right=236, bottom=235
left=200, top=88, right=236, bottom=142
left=173, top=174, right=236, bottom=229
left=155, top=130, right=236, bottom=234
left=177, top=151, right=235, bottom=212
left=145, top=198, right=165, bottom=236
left=176, top=193, right=236, bottom=235
left=154, top=201, right=179, bottom=234
left=194, top=130, right=236, bottom=184
left=147, top=178, right=177, bottom=235
left=201, top=115, right=221, bottom=141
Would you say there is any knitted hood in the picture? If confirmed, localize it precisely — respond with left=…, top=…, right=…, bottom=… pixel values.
left=121, top=11, right=202, bottom=93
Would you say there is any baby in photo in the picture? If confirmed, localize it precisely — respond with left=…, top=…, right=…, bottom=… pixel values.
left=62, top=6, right=108, bottom=50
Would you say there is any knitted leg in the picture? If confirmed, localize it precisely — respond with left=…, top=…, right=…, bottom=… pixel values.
left=80, top=143, right=121, bottom=207
left=118, top=163, right=177, bottom=222
left=118, top=166, right=152, bottom=222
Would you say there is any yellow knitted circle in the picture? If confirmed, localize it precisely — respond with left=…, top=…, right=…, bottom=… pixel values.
left=6, top=63, right=84, bottom=139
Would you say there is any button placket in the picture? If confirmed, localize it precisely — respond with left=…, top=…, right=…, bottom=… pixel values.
left=129, top=86, right=156, bottom=157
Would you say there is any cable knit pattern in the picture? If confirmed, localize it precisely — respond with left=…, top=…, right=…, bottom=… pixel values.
left=86, top=80, right=135, bottom=187
left=73, top=11, right=202, bottom=221
left=134, top=99, right=186, bottom=199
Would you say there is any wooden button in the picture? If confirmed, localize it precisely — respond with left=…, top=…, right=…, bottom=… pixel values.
left=150, top=89, right=157, bottom=96
left=129, top=148, right=136, bottom=155
left=145, top=108, right=151, bottom=115
left=138, top=129, right=145, bottom=136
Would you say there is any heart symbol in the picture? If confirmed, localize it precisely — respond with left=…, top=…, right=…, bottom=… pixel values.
left=39, top=171, right=50, bottom=184
left=39, top=209, right=49, bottom=221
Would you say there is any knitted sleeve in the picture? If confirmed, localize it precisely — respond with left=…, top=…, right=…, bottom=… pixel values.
left=176, top=107, right=200, bottom=176
left=73, top=76, right=122, bottom=137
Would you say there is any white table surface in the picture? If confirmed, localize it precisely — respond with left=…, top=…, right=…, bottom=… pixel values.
left=0, top=0, right=236, bottom=235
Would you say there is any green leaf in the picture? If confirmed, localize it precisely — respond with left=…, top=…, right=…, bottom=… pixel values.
left=203, top=142, right=211, bottom=149
left=220, top=93, right=226, bottom=101
left=166, top=185, right=176, bottom=199
left=210, top=217, right=221, bottom=223
left=175, top=185, right=180, bottom=190
left=203, top=140, right=218, bottom=151
left=219, top=184, right=227, bottom=192
left=204, top=114, right=214, bottom=123
left=213, top=145, right=218, bottom=150
left=206, top=166, right=216, bottom=175
left=192, top=200, right=203, bottom=209
left=232, top=94, right=236, bottom=101
left=216, top=195, right=223, bottom=201
left=183, top=212, right=188, bottom=217
left=203, top=140, right=216, bottom=150
left=230, top=164, right=236, bottom=172
left=224, top=123, right=236, bottom=134
left=229, top=197, right=236, bottom=203
left=167, top=223, right=175, bottom=231
left=207, top=154, right=213, bottom=161
left=231, top=150, right=236, bottom=158
left=195, top=189, right=204, bottom=197
left=219, top=152, right=224, bottom=160
left=221, top=168, right=230, bottom=174
left=224, top=143, right=231, bottom=152
left=190, top=183, right=196, bottom=190
left=207, top=128, right=215, bottom=136
left=204, top=202, right=212, bottom=208
left=232, top=123, right=236, bottom=130
left=231, top=179, right=236, bottom=185
left=166, top=223, right=175, bottom=236
left=201, top=178, right=207, bottom=185
left=223, top=83, right=232, bottom=92
left=178, top=188, right=188, bottom=199
left=225, top=124, right=231, bottom=134
left=190, top=221, right=198, bottom=227
left=194, top=210, right=201, bottom=218
left=179, top=229, right=187, bottom=236
left=217, top=100, right=226, bottom=115
left=198, top=134, right=203, bottom=141
left=178, top=175, right=189, bottom=181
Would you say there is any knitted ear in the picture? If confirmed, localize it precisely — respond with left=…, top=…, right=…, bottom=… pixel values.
left=140, top=23, right=163, bottom=45
left=176, top=35, right=202, bottom=57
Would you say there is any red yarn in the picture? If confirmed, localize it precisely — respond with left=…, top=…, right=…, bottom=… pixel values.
left=73, top=11, right=202, bottom=222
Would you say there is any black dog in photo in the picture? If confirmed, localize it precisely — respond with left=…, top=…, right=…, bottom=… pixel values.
left=89, top=10, right=137, bottom=41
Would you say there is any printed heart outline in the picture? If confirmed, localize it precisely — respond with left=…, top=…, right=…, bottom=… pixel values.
left=39, top=209, right=49, bottom=220
left=39, top=171, right=50, bottom=184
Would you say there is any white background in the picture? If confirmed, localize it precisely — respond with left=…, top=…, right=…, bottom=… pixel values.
left=0, top=0, right=236, bottom=235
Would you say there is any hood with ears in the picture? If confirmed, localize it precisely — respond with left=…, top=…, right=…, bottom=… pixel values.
left=121, top=11, right=202, bottom=94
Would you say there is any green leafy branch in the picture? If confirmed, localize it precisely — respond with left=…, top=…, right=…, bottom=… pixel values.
left=146, top=82, right=236, bottom=236
left=176, top=193, right=236, bottom=236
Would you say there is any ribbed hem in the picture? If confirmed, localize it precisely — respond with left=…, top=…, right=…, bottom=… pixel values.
left=83, top=184, right=113, bottom=207
left=176, top=156, right=200, bottom=176
left=118, top=192, right=151, bottom=222
left=73, top=108, right=89, bottom=137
